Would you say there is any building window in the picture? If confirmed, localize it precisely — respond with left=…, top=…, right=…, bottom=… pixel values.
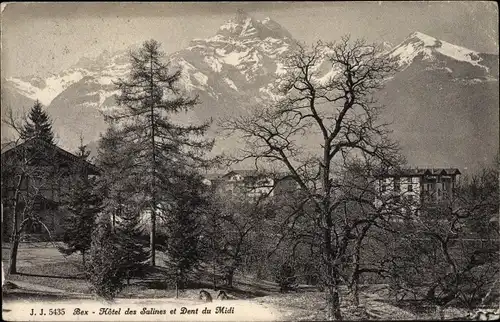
left=394, top=178, right=400, bottom=192
left=380, top=181, right=386, bottom=193
left=408, top=184, right=413, bottom=192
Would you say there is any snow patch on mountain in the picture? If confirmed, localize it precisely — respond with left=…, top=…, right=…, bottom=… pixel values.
left=97, top=76, right=116, bottom=86
left=390, top=31, right=488, bottom=71
left=436, top=41, right=485, bottom=70
left=203, top=56, right=222, bottom=73
left=97, top=89, right=119, bottom=106
left=316, top=68, right=338, bottom=85
left=7, top=70, right=87, bottom=105
left=219, top=21, right=239, bottom=32
left=389, top=39, right=434, bottom=66
left=259, top=85, right=284, bottom=102
left=193, top=72, right=208, bottom=86
left=410, top=31, right=436, bottom=46
left=275, top=62, right=287, bottom=75
left=224, top=77, right=238, bottom=91
left=220, top=50, right=250, bottom=66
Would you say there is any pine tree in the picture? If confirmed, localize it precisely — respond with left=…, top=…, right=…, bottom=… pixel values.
left=115, top=206, right=150, bottom=285
left=96, top=126, right=142, bottom=233
left=21, top=100, right=55, bottom=144
left=75, top=136, right=91, bottom=160
left=163, top=172, right=205, bottom=290
left=110, top=39, right=214, bottom=266
left=59, top=143, right=101, bottom=266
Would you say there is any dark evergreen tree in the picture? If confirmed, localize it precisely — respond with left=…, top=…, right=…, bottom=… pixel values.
left=21, top=100, right=55, bottom=144
left=59, top=143, right=101, bottom=266
left=95, top=126, right=140, bottom=233
left=59, top=177, right=101, bottom=266
left=163, top=173, right=206, bottom=290
left=75, top=136, right=91, bottom=160
left=201, top=196, right=228, bottom=290
left=109, top=39, right=214, bottom=266
left=115, top=205, right=150, bottom=285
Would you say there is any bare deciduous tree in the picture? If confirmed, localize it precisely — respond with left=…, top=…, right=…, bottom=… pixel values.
left=1, top=108, right=63, bottom=274
left=206, top=192, right=275, bottom=288
left=221, top=36, right=402, bottom=320
left=386, top=167, right=499, bottom=311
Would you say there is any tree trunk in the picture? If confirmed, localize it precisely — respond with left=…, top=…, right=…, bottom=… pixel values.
left=323, top=213, right=343, bottom=321
left=150, top=209, right=156, bottom=266
left=212, top=261, right=217, bottom=290
left=8, top=232, right=21, bottom=275
left=323, top=243, right=343, bottom=320
left=112, top=211, right=116, bottom=233
left=352, top=276, right=360, bottom=307
left=256, top=260, right=264, bottom=279
left=349, top=224, right=370, bottom=308
left=349, top=245, right=362, bottom=307
left=225, top=270, right=234, bottom=288
left=327, top=282, right=343, bottom=321
left=149, top=50, right=157, bottom=267
left=8, top=175, right=24, bottom=275
left=82, top=250, right=86, bottom=268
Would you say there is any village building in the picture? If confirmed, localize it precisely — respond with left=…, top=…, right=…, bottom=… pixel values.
left=1, top=138, right=100, bottom=241
left=203, top=170, right=297, bottom=200
left=374, top=167, right=461, bottom=213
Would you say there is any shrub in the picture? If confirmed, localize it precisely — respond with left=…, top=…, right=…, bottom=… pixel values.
left=274, top=262, right=298, bottom=293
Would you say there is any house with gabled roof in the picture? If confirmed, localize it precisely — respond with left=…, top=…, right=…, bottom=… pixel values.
left=202, top=169, right=298, bottom=200
left=1, top=138, right=100, bottom=240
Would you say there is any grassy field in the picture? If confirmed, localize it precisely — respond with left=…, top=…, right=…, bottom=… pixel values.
left=2, top=242, right=473, bottom=320
left=2, top=242, right=280, bottom=298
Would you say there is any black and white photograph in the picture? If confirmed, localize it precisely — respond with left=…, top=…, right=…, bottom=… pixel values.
left=1, top=2, right=499, bottom=321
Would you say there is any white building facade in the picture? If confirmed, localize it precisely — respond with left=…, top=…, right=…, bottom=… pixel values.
left=375, top=168, right=461, bottom=213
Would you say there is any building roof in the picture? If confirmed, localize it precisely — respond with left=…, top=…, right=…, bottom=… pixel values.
left=1, top=138, right=101, bottom=175
left=1, top=141, right=17, bottom=153
left=203, top=173, right=223, bottom=180
left=222, top=169, right=261, bottom=178
left=219, top=169, right=297, bottom=181
left=375, top=167, right=461, bottom=178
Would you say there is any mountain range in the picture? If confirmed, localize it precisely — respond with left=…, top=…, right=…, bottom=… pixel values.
left=1, top=11, right=498, bottom=172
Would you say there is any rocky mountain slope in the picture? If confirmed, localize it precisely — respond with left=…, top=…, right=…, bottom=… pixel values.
left=379, top=31, right=498, bottom=170
left=2, top=12, right=498, bottom=171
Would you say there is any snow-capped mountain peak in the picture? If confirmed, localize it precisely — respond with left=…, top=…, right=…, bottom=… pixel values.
left=216, top=10, right=293, bottom=41
left=389, top=31, right=487, bottom=71
left=408, top=31, right=438, bottom=45
left=3, top=20, right=497, bottom=172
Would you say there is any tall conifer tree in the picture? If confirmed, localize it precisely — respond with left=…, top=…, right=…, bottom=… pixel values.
left=21, top=100, right=55, bottom=144
left=59, top=142, right=101, bottom=266
left=109, top=39, right=214, bottom=266
left=115, top=205, right=150, bottom=285
left=163, top=172, right=205, bottom=290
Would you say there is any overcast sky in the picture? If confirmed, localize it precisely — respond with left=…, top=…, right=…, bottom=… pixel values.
left=1, top=1, right=498, bottom=78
